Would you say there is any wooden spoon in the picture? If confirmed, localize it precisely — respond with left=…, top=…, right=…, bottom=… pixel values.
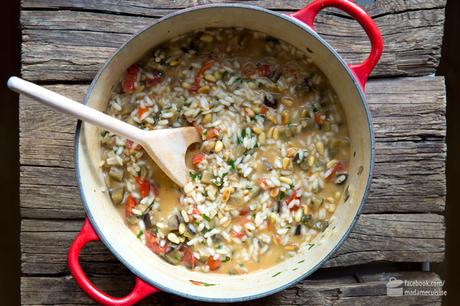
left=7, top=76, right=201, bottom=187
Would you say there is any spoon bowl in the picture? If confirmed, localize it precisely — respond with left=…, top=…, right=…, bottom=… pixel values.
left=7, top=76, right=201, bottom=187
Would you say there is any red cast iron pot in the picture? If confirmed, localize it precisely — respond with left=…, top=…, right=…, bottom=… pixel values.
left=69, top=0, right=383, bottom=304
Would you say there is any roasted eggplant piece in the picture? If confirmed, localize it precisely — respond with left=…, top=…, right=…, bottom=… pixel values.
left=108, top=166, right=124, bottom=181
left=109, top=185, right=124, bottom=205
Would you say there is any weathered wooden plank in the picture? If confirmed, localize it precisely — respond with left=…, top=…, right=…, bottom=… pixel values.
left=19, top=76, right=446, bottom=217
left=20, top=1, right=446, bottom=80
left=19, top=77, right=447, bottom=159
left=21, top=0, right=446, bottom=16
left=18, top=139, right=446, bottom=218
left=21, top=271, right=442, bottom=305
left=18, top=1, right=448, bottom=305
left=20, top=214, right=444, bottom=275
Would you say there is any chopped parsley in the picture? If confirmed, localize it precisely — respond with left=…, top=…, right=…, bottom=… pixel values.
left=189, top=171, right=202, bottom=181
left=136, top=230, right=144, bottom=239
left=241, top=127, right=252, bottom=140
left=234, top=77, right=244, bottom=84
left=278, top=191, right=286, bottom=201
left=227, top=159, right=236, bottom=170
left=212, top=173, right=228, bottom=187
left=189, top=280, right=216, bottom=287
left=213, top=177, right=223, bottom=187
left=301, top=214, right=312, bottom=225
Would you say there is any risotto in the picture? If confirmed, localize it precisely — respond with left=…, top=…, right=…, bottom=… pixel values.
left=100, top=28, right=350, bottom=274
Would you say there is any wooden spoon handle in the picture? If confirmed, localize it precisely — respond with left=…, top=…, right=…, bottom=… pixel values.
left=7, top=76, right=147, bottom=144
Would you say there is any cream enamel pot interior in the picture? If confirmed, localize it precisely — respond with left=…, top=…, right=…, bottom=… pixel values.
left=69, top=0, right=383, bottom=304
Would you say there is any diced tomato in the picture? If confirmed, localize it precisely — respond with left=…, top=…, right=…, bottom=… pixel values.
left=283, top=65, right=299, bottom=80
left=145, top=79, right=161, bottom=87
left=137, top=107, right=148, bottom=119
left=325, top=161, right=345, bottom=181
left=122, top=64, right=138, bottom=93
left=335, top=161, right=345, bottom=172
left=207, top=256, right=222, bottom=271
left=189, top=60, right=214, bottom=94
left=191, top=206, right=201, bottom=216
left=260, top=105, right=269, bottom=115
left=150, top=242, right=167, bottom=255
left=196, top=60, right=214, bottom=80
left=135, top=177, right=151, bottom=198
left=145, top=231, right=167, bottom=255
left=192, top=122, right=203, bottom=135
left=151, top=182, right=160, bottom=197
left=189, top=85, right=199, bottom=95
left=192, top=153, right=206, bottom=165
left=239, top=207, right=250, bottom=216
left=258, top=178, right=270, bottom=190
left=181, top=247, right=196, bottom=268
left=145, top=70, right=164, bottom=87
left=285, top=190, right=301, bottom=211
left=127, top=64, right=139, bottom=75
left=125, top=139, right=141, bottom=151
left=242, top=63, right=255, bottom=78
left=237, top=215, right=251, bottom=225
left=257, top=63, right=271, bottom=77
left=231, top=231, right=245, bottom=238
left=125, top=195, right=137, bottom=218
left=314, top=112, right=324, bottom=125
left=205, top=128, right=220, bottom=140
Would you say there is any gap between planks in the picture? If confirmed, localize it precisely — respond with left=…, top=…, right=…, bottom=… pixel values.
left=18, top=1, right=447, bottom=305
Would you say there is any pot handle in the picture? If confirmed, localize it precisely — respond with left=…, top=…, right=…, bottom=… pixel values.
left=290, top=0, right=383, bottom=90
left=68, top=218, right=159, bottom=305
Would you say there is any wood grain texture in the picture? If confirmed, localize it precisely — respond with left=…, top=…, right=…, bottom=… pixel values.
left=20, top=214, right=444, bottom=275
left=19, top=76, right=446, bottom=218
left=21, top=0, right=446, bottom=14
left=18, top=0, right=448, bottom=304
left=19, top=0, right=446, bottom=81
left=21, top=271, right=442, bottom=305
